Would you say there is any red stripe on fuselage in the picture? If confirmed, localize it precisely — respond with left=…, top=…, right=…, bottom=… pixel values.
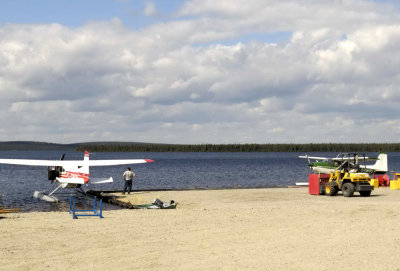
left=60, top=171, right=89, bottom=183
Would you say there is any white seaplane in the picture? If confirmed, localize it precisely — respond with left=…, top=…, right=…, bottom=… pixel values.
left=0, top=151, right=154, bottom=202
left=298, top=152, right=388, bottom=174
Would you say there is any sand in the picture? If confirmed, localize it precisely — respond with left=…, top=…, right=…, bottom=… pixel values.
left=2, top=187, right=400, bottom=271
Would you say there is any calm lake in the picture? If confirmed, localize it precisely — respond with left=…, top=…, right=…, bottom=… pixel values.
left=1, top=151, right=399, bottom=211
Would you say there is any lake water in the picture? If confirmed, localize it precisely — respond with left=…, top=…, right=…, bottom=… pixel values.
left=1, top=151, right=399, bottom=211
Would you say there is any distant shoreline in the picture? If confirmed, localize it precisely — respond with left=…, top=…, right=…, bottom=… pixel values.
left=0, top=141, right=400, bottom=152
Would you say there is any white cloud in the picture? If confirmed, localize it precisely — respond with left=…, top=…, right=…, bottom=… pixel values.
left=144, top=1, right=158, bottom=17
left=0, top=0, right=400, bottom=143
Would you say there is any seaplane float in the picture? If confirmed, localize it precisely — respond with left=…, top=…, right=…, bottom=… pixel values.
left=0, top=151, right=154, bottom=202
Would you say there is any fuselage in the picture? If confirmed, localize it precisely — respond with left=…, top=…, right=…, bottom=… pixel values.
left=49, top=151, right=90, bottom=187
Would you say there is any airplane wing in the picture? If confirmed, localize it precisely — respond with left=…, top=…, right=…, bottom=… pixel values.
left=0, top=159, right=77, bottom=166
left=298, top=155, right=330, bottom=160
left=299, top=155, right=378, bottom=162
left=86, top=159, right=154, bottom=166
left=331, top=157, right=377, bottom=161
left=0, top=159, right=154, bottom=167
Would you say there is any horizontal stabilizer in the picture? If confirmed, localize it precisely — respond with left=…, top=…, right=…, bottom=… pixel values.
left=89, top=177, right=113, bottom=184
left=56, top=177, right=85, bottom=184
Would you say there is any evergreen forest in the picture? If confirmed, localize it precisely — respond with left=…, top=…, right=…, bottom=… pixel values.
left=75, top=143, right=400, bottom=152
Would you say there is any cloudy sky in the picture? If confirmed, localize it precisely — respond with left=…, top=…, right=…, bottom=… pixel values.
left=0, top=0, right=400, bottom=144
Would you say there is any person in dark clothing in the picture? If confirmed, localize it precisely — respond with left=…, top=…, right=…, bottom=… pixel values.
left=122, top=167, right=136, bottom=194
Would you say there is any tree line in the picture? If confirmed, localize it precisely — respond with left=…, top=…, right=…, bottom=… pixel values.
left=76, top=143, right=400, bottom=152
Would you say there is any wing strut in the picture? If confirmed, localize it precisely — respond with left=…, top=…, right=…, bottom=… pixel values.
left=48, top=183, right=63, bottom=196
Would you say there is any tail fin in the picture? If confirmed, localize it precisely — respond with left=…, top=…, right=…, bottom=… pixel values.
left=368, top=153, right=388, bottom=173
left=82, top=150, right=90, bottom=175
left=84, top=150, right=89, bottom=161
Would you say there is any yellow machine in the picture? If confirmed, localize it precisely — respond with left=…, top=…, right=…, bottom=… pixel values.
left=369, top=178, right=379, bottom=188
left=325, top=170, right=374, bottom=197
left=390, top=173, right=400, bottom=190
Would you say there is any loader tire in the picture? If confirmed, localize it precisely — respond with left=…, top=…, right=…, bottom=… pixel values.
left=342, top=183, right=355, bottom=197
left=325, top=182, right=338, bottom=196
left=319, top=184, right=325, bottom=195
left=360, top=191, right=371, bottom=197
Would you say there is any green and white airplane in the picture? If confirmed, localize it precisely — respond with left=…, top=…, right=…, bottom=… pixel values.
left=299, top=153, right=388, bottom=174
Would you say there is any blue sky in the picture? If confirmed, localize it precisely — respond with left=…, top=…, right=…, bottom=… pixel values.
left=0, top=0, right=294, bottom=44
left=0, top=0, right=181, bottom=28
left=0, top=0, right=400, bottom=143
left=0, top=0, right=395, bottom=25
left=0, top=0, right=394, bottom=46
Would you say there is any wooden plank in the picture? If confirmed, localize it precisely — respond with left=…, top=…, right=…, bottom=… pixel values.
left=0, top=208, right=20, bottom=214
left=0, top=206, right=3, bottom=210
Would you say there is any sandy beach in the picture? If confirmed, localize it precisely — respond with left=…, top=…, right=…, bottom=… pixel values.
left=2, top=187, right=400, bottom=270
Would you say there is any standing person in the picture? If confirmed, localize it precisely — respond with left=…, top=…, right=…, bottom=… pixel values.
left=122, top=167, right=135, bottom=194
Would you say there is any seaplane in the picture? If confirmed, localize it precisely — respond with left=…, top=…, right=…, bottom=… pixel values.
left=298, top=153, right=388, bottom=174
left=0, top=151, right=154, bottom=202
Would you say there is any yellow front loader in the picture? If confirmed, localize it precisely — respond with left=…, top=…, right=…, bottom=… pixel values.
left=325, top=170, right=374, bottom=197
